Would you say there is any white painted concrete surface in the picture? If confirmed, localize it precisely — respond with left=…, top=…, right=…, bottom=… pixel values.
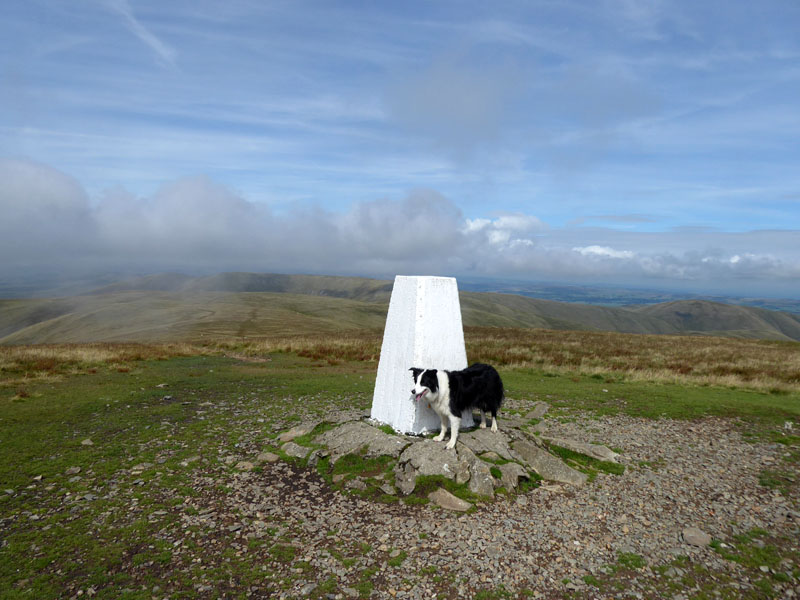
left=370, top=276, right=474, bottom=434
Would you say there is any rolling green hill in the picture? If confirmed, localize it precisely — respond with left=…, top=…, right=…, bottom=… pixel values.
left=1, top=272, right=800, bottom=344
left=0, top=292, right=388, bottom=344
left=632, top=300, right=800, bottom=340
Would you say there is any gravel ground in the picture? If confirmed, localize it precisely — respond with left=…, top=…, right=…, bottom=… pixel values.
left=180, top=412, right=799, bottom=599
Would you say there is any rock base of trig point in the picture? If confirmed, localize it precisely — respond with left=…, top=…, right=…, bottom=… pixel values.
left=370, top=275, right=474, bottom=434
left=266, top=402, right=623, bottom=508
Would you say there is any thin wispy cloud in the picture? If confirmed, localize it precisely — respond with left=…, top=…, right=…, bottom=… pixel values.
left=101, top=0, right=176, bottom=67
left=569, top=215, right=658, bottom=226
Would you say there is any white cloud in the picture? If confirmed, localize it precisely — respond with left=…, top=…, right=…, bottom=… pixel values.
left=0, top=159, right=95, bottom=263
left=463, top=213, right=547, bottom=247
left=573, top=245, right=636, bottom=259
left=1, top=159, right=799, bottom=296
left=463, top=218, right=491, bottom=233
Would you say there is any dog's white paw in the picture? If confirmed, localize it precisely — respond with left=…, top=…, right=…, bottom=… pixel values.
left=479, top=421, right=486, bottom=429
left=433, top=434, right=445, bottom=442
left=491, top=422, right=498, bottom=432
left=445, top=441, right=456, bottom=450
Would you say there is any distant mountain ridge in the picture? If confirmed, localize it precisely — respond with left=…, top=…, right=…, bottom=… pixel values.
left=88, top=272, right=394, bottom=302
left=2, top=272, right=799, bottom=344
left=459, top=279, right=800, bottom=314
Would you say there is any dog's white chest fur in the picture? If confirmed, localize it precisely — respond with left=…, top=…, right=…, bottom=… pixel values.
left=430, top=370, right=450, bottom=413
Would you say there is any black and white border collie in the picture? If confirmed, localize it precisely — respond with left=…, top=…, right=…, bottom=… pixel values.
left=410, top=363, right=504, bottom=449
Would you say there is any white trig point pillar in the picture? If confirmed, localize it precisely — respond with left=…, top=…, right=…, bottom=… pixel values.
left=371, top=275, right=474, bottom=434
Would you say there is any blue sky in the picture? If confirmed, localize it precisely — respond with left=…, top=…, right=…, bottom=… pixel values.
left=1, top=0, right=799, bottom=296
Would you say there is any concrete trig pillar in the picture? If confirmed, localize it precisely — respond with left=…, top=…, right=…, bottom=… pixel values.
left=370, top=275, right=474, bottom=434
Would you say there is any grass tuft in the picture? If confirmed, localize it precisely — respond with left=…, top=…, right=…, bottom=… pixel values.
left=546, top=444, right=625, bottom=479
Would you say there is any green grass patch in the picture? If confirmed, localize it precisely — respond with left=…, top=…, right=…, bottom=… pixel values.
left=759, top=468, right=796, bottom=496
left=517, top=472, right=542, bottom=493
left=330, top=453, right=394, bottom=478
left=0, top=352, right=379, bottom=598
left=546, top=443, right=625, bottom=480
left=616, top=552, right=647, bottom=570
left=387, top=550, right=408, bottom=567
left=311, top=575, right=337, bottom=598
left=478, top=454, right=512, bottom=465
left=292, top=421, right=337, bottom=447
left=269, top=543, right=297, bottom=563
left=582, top=574, right=602, bottom=588
left=378, top=423, right=397, bottom=435
left=355, top=565, right=379, bottom=598
left=504, top=369, right=800, bottom=426
left=406, top=474, right=481, bottom=506
left=402, top=494, right=430, bottom=506
left=712, top=529, right=784, bottom=571
left=474, top=585, right=512, bottom=600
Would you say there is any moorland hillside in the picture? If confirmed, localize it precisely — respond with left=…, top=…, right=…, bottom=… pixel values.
left=2, top=272, right=800, bottom=344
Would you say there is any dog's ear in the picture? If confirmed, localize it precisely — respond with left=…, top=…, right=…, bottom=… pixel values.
left=409, top=367, right=423, bottom=380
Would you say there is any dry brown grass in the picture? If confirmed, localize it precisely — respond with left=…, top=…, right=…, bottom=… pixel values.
left=2, top=327, right=799, bottom=392
left=0, top=342, right=210, bottom=386
left=464, top=327, right=800, bottom=392
left=222, top=327, right=800, bottom=392
left=216, top=331, right=383, bottom=364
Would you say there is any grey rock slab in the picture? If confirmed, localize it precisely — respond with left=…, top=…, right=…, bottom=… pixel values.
left=256, top=451, right=280, bottom=464
left=306, top=448, right=322, bottom=468
left=453, top=444, right=475, bottom=484
left=428, top=488, right=472, bottom=512
left=497, top=415, right=525, bottom=429
left=457, top=428, right=516, bottom=461
left=282, top=442, right=311, bottom=459
left=526, top=402, right=550, bottom=419
left=682, top=527, right=712, bottom=547
left=398, top=439, right=469, bottom=481
left=542, top=436, right=621, bottom=463
left=532, top=421, right=549, bottom=434
left=468, top=460, right=495, bottom=498
left=329, top=410, right=371, bottom=423
left=512, top=439, right=588, bottom=487
left=278, top=420, right=322, bottom=443
left=498, top=462, right=529, bottom=491
left=299, top=583, right=316, bottom=596
left=316, top=421, right=412, bottom=462
left=179, top=455, right=201, bottom=467
left=394, top=463, right=417, bottom=496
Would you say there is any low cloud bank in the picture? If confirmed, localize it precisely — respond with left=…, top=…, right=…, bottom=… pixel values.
left=2, top=158, right=798, bottom=296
